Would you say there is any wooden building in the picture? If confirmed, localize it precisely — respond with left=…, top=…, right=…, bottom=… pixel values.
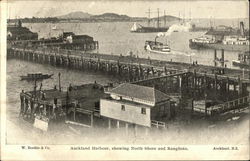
left=100, top=83, right=175, bottom=129
left=7, top=20, right=38, bottom=41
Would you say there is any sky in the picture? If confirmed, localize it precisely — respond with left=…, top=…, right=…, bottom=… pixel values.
left=6, top=0, right=249, bottom=19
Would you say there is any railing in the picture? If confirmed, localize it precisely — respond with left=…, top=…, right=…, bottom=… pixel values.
left=207, top=95, right=249, bottom=115
left=151, top=120, right=166, bottom=128
left=193, top=95, right=249, bottom=116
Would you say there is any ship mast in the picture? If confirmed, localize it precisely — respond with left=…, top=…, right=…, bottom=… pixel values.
left=146, top=8, right=151, bottom=27
left=164, top=10, right=166, bottom=27
left=157, top=8, right=160, bottom=28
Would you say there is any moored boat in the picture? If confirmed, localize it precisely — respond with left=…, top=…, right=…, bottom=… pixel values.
left=232, top=51, right=250, bottom=68
left=20, top=73, right=53, bottom=81
left=189, top=22, right=250, bottom=52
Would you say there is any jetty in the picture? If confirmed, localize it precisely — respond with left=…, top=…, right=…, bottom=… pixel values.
left=9, top=45, right=249, bottom=122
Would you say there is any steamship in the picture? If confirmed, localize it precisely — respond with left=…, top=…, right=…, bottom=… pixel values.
left=144, top=37, right=171, bottom=54
left=189, top=22, right=250, bottom=52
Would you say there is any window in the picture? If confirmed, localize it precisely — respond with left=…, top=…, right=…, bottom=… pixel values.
left=141, top=108, right=146, bottom=114
left=121, top=105, right=125, bottom=111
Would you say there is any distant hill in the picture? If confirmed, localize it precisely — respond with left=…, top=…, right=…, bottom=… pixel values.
left=57, top=11, right=92, bottom=19
left=11, top=11, right=182, bottom=23
left=57, top=11, right=180, bottom=22
left=151, top=15, right=181, bottom=22
left=92, top=13, right=131, bottom=20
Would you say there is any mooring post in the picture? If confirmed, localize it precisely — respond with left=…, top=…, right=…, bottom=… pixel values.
left=214, top=49, right=217, bottom=67
left=238, top=75, right=242, bottom=96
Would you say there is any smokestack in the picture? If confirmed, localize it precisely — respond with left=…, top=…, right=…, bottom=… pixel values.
left=240, top=21, right=245, bottom=36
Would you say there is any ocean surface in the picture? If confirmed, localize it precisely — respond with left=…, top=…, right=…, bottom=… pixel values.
left=6, top=21, right=249, bottom=144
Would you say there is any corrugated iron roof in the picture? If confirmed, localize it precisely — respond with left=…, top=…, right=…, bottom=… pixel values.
left=109, top=83, right=170, bottom=104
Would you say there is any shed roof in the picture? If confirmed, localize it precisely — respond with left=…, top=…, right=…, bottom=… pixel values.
left=109, top=83, right=170, bottom=104
left=7, top=26, right=37, bottom=35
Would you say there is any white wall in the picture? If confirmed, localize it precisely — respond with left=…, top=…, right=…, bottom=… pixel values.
left=100, top=99, right=151, bottom=127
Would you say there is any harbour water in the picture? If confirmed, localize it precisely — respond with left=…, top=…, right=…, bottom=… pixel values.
left=23, top=22, right=240, bottom=68
left=6, top=59, right=117, bottom=144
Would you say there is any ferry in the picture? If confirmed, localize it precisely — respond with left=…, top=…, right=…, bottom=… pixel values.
left=20, top=73, right=53, bottom=81
left=232, top=51, right=250, bottom=68
left=144, top=40, right=171, bottom=54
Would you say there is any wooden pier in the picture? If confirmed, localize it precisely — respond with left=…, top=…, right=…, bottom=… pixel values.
left=7, top=46, right=250, bottom=82
left=10, top=46, right=249, bottom=118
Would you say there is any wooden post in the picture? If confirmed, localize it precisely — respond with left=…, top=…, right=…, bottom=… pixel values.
left=58, top=72, right=61, bottom=91
left=125, top=123, right=128, bottom=135
left=90, top=114, right=94, bottom=127
left=134, top=124, right=137, bottom=136
left=74, top=104, right=76, bottom=121
left=238, top=76, right=242, bottom=96
left=194, top=70, right=197, bottom=99
left=214, top=73, right=217, bottom=96
left=221, top=49, right=224, bottom=67
left=214, top=49, right=217, bottom=67
left=108, top=119, right=111, bottom=129
left=116, top=120, right=120, bottom=128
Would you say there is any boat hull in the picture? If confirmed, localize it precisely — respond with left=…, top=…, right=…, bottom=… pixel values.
left=189, top=40, right=250, bottom=52
left=20, top=74, right=53, bottom=81
left=232, top=60, right=250, bottom=68
left=131, top=26, right=169, bottom=33
left=145, top=45, right=171, bottom=54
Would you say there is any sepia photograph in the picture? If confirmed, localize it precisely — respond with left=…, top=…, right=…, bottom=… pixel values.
left=1, top=0, right=249, bottom=160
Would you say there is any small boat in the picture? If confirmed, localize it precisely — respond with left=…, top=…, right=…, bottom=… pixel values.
left=144, top=40, right=171, bottom=54
left=52, top=25, right=57, bottom=30
left=20, top=73, right=53, bottom=81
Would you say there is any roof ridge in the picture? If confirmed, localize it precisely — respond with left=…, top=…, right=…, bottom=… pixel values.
left=109, top=83, right=124, bottom=92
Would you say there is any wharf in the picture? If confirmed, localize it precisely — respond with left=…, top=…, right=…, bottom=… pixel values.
left=7, top=46, right=250, bottom=84
left=14, top=45, right=249, bottom=130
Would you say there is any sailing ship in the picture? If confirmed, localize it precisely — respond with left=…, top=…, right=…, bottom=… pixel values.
left=130, top=8, right=169, bottom=33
